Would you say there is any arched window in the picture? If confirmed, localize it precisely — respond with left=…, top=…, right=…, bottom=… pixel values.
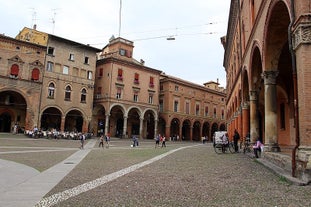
left=31, top=68, right=40, bottom=81
left=10, top=64, right=19, bottom=78
left=48, top=83, right=55, bottom=99
left=65, top=85, right=71, bottom=101
left=81, top=88, right=87, bottom=103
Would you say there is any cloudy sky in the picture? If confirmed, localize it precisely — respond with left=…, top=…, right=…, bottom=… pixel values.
left=0, top=0, right=230, bottom=87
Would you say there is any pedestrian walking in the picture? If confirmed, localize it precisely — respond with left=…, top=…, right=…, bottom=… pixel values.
left=80, top=133, right=86, bottom=149
left=161, top=135, right=166, bottom=148
left=99, top=135, right=104, bottom=148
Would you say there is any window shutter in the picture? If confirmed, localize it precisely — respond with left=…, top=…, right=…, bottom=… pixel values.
left=32, top=68, right=40, bottom=80
left=11, top=64, right=19, bottom=75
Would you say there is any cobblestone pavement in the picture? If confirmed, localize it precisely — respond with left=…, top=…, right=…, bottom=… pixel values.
left=0, top=134, right=311, bottom=207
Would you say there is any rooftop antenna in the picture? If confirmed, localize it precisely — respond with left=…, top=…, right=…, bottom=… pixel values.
left=51, top=8, right=60, bottom=34
left=118, top=0, right=122, bottom=37
left=30, top=8, right=37, bottom=28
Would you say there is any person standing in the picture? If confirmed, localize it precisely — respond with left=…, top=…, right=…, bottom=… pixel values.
left=155, top=134, right=160, bottom=148
left=233, top=129, right=240, bottom=152
left=99, top=135, right=104, bottom=148
left=80, top=133, right=85, bottom=149
left=105, top=134, right=110, bottom=148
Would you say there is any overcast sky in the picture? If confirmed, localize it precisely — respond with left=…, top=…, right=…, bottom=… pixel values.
left=0, top=0, right=230, bottom=87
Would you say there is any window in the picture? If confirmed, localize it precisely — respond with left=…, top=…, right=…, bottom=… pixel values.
left=84, top=56, right=89, bottom=64
left=48, top=83, right=55, bottom=98
left=116, top=87, right=122, bottom=99
left=46, top=61, right=53, bottom=72
left=133, top=93, right=138, bottom=102
left=65, top=85, right=71, bottom=101
left=221, top=109, right=225, bottom=120
left=175, top=85, right=179, bottom=91
left=69, top=53, right=74, bottom=61
left=214, top=107, right=217, bottom=118
left=87, top=71, right=92, bottom=80
left=186, top=102, right=190, bottom=114
left=96, top=87, right=102, bottom=98
left=160, top=84, right=163, bottom=91
left=47, top=47, right=54, bottom=55
left=159, top=100, right=163, bottom=112
left=134, top=73, right=139, bottom=84
left=81, top=88, right=87, bottom=103
left=196, top=104, right=200, bottom=116
left=174, top=100, right=179, bottom=112
left=63, top=66, right=69, bottom=75
left=149, top=76, right=154, bottom=87
left=117, top=68, right=123, bottom=80
left=119, top=49, right=126, bottom=56
left=205, top=106, right=209, bottom=116
left=148, top=94, right=153, bottom=104
left=99, top=68, right=103, bottom=77
left=31, top=68, right=40, bottom=81
left=10, top=64, right=19, bottom=78
left=73, top=67, right=79, bottom=76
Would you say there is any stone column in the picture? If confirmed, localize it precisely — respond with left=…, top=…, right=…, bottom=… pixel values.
left=123, top=116, right=128, bottom=138
left=249, top=90, right=259, bottom=143
left=154, top=119, right=158, bottom=139
left=105, top=114, right=110, bottom=135
left=242, top=101, right=250, bottom=140
left=262, top=70, right=279, bottom=152
left=139, top=117, right=144, bottom=138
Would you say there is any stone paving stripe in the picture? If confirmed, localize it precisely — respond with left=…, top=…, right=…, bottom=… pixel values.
left=36, top=144, right=199, bottom=207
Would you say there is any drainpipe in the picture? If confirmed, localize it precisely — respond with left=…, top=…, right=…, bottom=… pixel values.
left=288, top=0, right=299, bottom=178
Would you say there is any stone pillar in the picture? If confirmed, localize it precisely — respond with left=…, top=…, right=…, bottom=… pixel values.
left=123, top=116, right=128, bottom=138
left=249, top=90, right=259, bottom=143
left=262, top=70, right=279, bottom=152
left=60, top=116, right=65, bottom=132
left=154, top=119, right=158, bottom=139
left=242, top=101, right=250, bottom=140
left=139, top=117, right=144, bottom=138
left=105, top=114, right=110, bottom=135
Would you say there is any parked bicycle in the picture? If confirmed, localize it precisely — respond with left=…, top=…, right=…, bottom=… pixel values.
left=213, top=131, right=235, bottom=154
left=241, top=136, right=252, bottom=154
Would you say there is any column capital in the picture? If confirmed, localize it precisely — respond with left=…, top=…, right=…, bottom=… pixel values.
left=261, top=70, right=279, bottom=85
left=292, top=23, right=311, bottom=50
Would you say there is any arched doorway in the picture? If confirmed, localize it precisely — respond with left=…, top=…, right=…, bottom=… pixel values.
left=192, top=121, right=201, bottom=141
left=65, top=110, right=84, bottom=132
left=182, top=119, right=191, bottom=140
left=110, top=105, right=125, bottom=137
left=170, top=118, right=180, bottom=138
left=0, top=112, right=11, bottom=132
left=0, top=91, right=27, bottom=132
left=40, top=107, right=62, bottom=131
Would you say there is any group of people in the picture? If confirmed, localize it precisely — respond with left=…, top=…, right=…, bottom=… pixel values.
left=222, top=129, right=264, bottom=158
left=155, top=134, right=166, bottom=148
left=98, top=133, right=110, bottom=149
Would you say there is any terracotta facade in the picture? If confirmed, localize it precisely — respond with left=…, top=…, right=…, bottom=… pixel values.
left=224, top=0, right=311, bottom=182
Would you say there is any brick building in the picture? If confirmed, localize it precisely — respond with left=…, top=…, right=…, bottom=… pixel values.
left=0, top=34, right=46, bottom=132
left=93, top=37, right=162, bottom=139
left=159, top=74, right=226, bottom=141
left=224, top=0, right=311, bottom=182
left=16, top=27, right=101, bottom=133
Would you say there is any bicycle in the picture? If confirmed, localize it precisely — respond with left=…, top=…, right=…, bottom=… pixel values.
left=242, top=137, right=252, bottom=154
left=214, top=141, right=235, bottom=154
